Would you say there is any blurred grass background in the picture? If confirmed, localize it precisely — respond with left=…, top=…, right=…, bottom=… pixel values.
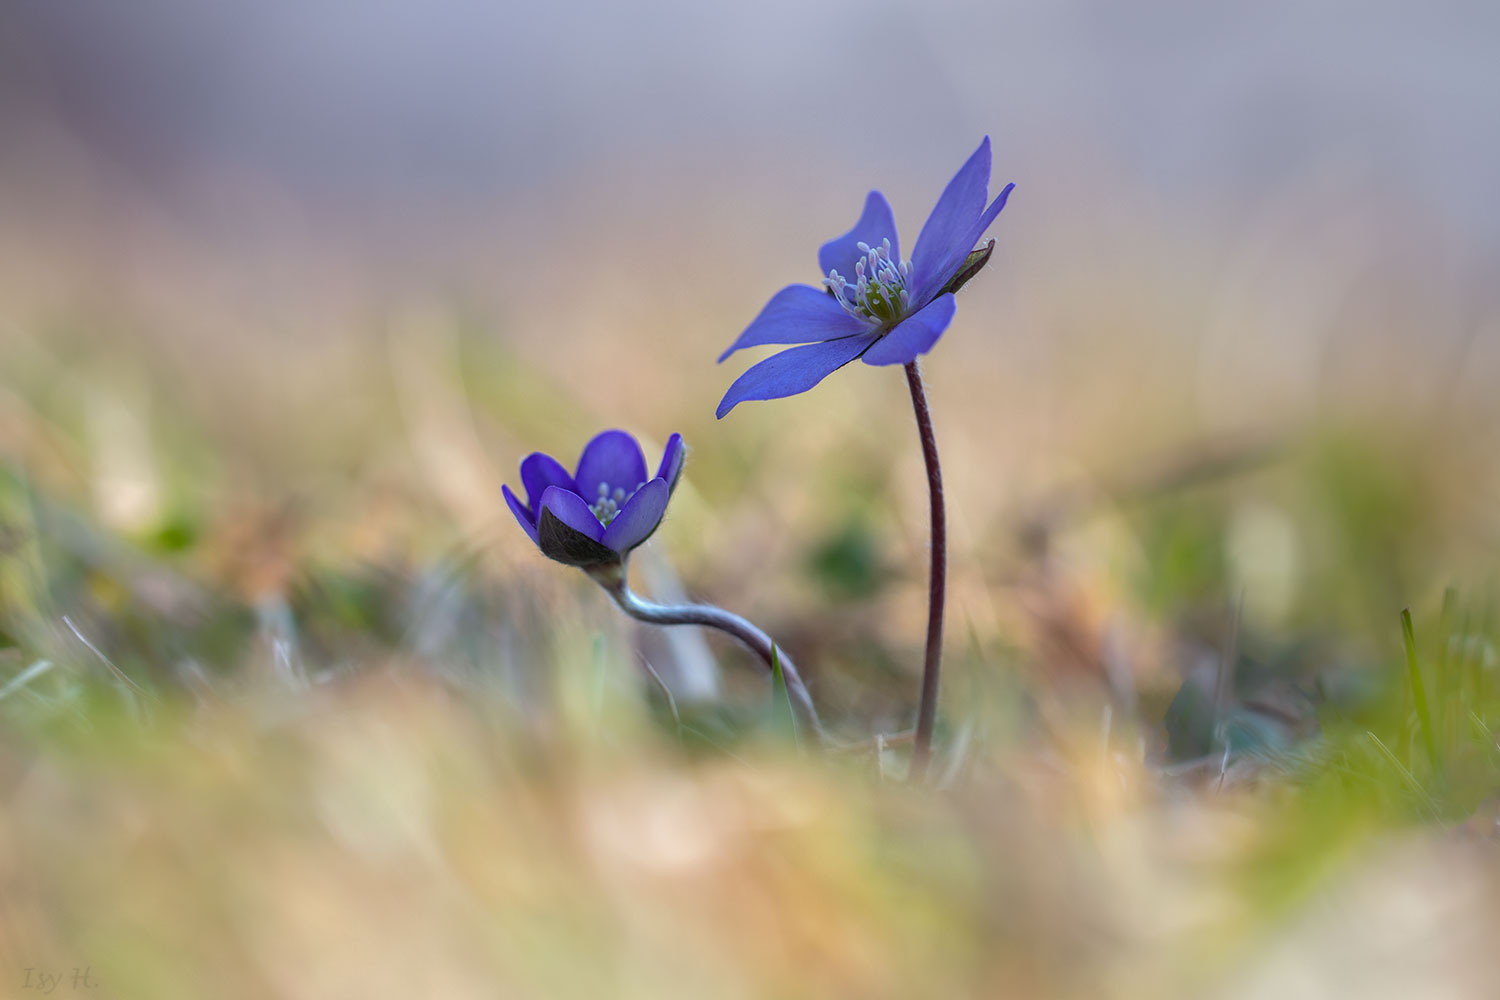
left=3, top=1, right=1500, bottom=997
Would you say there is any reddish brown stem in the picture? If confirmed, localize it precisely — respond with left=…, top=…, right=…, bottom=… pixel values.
left=904, top=360, right=946, bottom=780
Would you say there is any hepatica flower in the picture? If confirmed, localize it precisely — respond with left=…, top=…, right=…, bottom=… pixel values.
left=503, top=430, right=685, bottom=568
left=503, top=428, right=825, bottom=736
left=716, top=137, right=1013, bottom=417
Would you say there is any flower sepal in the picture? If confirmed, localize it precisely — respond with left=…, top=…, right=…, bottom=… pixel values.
left=536, top=506, right=624, bottom=569
left=938, top=239, right=995, bottom=298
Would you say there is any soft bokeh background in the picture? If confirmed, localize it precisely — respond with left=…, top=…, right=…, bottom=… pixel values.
left=3, top=2, right=1500, bottom=997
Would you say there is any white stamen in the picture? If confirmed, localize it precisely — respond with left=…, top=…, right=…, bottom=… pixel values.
left=588, top=479, right=644, bottom=528
left=823, top=237, right=915, bottom=326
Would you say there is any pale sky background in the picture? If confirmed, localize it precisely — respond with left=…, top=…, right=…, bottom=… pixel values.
left=3, top=0, right=1499, bottom=260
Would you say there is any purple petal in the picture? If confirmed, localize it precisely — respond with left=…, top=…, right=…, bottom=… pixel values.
left=817, top=190, right=901, bottom=283
left=976, top=182, right=1015, bottom=243
left=656, top=433, right=685, bottom=492
left=538, top=486, right=604, bottom=541
left=717, top=284, right=870, bottom=363
left=502, top=484, right=538, bottom=544
left=574, top=430, right=648, bottom=497
left=861, top=294, right=957, bottom=366
left=601, top=477, right=669, bottom=552
left=519, top=452, right=575, bottom=510
left=716, top=333, right=879, bottom=418
left=910, top=137, right=992, bottom=304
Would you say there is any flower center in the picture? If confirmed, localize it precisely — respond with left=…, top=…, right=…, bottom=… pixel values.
left=589, top=480, right=645, bottom=527
left=824, top=238, right=912, bottom=326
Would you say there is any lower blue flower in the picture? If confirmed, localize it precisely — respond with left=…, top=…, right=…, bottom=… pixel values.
left=503, top=430, right=685, bottom=567
left=716, top=137, right=1014, bottom=418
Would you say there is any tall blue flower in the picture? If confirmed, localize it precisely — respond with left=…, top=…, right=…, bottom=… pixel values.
left=716, top=137, right=1013, bottom=418
left=503, top=430, right=686, bottom=567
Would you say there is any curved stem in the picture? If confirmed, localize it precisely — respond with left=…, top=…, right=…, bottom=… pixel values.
left=904, top=359, right=946, bottom=780
left=592, top=570, right=827, bottom=743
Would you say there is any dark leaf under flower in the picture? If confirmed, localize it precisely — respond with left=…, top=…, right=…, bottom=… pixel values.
left=537, top=507, right=622, bottom=567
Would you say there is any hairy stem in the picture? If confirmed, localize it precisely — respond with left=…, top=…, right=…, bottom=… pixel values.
left=904, top=359, right=946, bottom=780
left=593, top=570, right=827, bottom=743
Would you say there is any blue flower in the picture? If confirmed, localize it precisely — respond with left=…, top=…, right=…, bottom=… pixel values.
left=716, top=137, right=1013, bottom=418
left=503, top=430, right=686, bottom=567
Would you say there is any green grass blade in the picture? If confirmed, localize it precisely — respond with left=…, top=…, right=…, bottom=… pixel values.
left=769, top=644, right=800, bottom=750
left=1400, top=608, right=1439, bottom=772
